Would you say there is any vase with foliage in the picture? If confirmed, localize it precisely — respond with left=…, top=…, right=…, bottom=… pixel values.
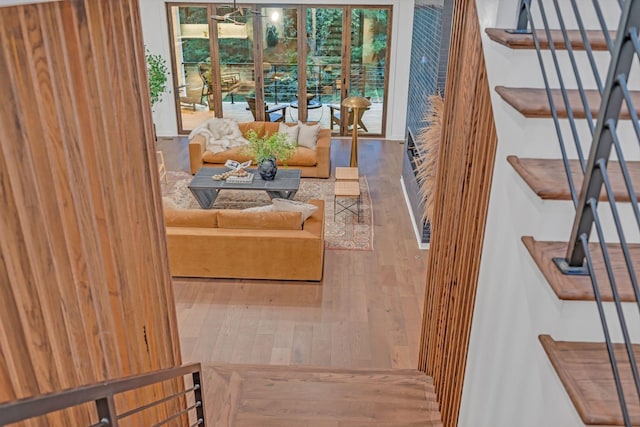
left=145, top=48, right=169, bottom=110
left=243, top=129, right=296, bottom=180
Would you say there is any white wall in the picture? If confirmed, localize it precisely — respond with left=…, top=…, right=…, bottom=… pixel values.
left=138, top=0, right=415, bottom=139
left=459, top=0, right=629, bottom=426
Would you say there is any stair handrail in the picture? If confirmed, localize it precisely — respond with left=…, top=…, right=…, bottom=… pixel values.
left=564, top=0, right=640, bottom=268
left=515, top=0, right=640, bottom=425
left=0, top=362, right=206, bottom=427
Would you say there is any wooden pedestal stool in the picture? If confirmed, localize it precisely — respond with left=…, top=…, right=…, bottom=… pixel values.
left=334, top=167, right=361, bottom=222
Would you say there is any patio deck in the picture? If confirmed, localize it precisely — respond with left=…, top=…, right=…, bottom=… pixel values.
left=180, top=100, right=384, bottom=135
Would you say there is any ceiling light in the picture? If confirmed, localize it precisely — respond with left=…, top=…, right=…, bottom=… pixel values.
left=271, top=11, right=280, bottom=22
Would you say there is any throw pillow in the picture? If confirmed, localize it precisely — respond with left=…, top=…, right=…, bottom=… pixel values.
left=272, top=198, right=318, bottom=223
left=217, top=210, right=302, bottom=230
left=162, top=197, right=178, bottom=210
left=297, top=121, right=320, bottom=150
left=279, top=123, right=299, bottom=146
left=243, top=204, right=275, bottom=212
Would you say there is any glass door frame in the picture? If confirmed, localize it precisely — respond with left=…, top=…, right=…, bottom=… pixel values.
left=166, top=3, right=218, bottom=134
left=167, top=3, right=392, bottom=136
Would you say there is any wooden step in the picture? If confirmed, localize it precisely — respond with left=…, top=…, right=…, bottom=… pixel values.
left=495, top=86, right=640, bottom=119
left=486, top=28, right=613, bottom=51
left=203, top=364, right=442, bottom=426
left=507, top=156, right=640, bottom=202
left=539, top=335, right=640, bottom=425
left=522, top=236, right=640, bottom=302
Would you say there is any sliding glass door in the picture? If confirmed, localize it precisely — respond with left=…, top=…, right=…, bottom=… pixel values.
left=261, top=6, right=300, bottom=121
left=167, top=3, right=391, bottom=136
left=215, top=5, right=256, bottom=121
left=168, top=5, right=214, bottom=132
left=348, top=8, right=389, bottom=135
left=306, top=7, right=344, bottom=128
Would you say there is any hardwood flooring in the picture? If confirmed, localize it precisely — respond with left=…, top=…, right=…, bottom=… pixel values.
left=201, top=364, right=442, bottom=426
left=485, top=28, right=613, bottom=51
left=157, top=137, right=428, bottom=370
left=522, top=236, right=640, bottom=302
left=507, top=156, right=640, bottom=202
left=539, top=335, right=640, bottom=425
left=495, top=86, right=640, bottom=119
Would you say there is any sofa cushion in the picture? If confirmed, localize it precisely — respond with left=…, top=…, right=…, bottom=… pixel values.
left=165, top=208, right=218, bottom=228
left=272, top=198, right=318, bottom=222
left=202, top=146, right=254, bottom=164
left=238, top=121, right=280, bottom=138
left=286, top=147, right=317, bottom=166
left=217, top=210, right=302, bottom=230
left=203, top=145, right=317, bottom=167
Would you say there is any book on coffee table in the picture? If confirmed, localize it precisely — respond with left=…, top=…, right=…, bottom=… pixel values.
left=225, top=173, right=254, bottom=184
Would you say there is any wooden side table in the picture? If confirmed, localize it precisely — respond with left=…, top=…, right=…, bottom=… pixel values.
left=334, top=180, right=361, bottom=222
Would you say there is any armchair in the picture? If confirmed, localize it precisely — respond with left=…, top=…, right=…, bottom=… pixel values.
left=246, top=96, right=287, bottom=123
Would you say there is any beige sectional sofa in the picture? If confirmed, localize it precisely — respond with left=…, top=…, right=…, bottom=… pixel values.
left=164, top=200, right=325, bottom=281
left=189, top=121, right=331, bottom=178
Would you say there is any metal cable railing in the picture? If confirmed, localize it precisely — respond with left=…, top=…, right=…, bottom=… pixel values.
left=0, top=363, right=206, bottom=427
left=515, top=0, right=640, bottom=424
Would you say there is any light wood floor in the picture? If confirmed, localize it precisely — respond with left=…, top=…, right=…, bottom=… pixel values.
left=158, top=137, right=428, bottom=370
left=202, top=364, right=442, bottom=426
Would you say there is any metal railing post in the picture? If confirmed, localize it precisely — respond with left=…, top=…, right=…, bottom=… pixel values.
left=514, top=0, right=532, bottom=33
left=95, top=396, right=119, bottom=427
left=557, top=0, right=640, bottom=273
left=192, top=371, right=207, bottom=426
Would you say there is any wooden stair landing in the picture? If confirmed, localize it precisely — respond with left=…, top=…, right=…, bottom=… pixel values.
left=507, top=156, right=640, bottom=202
left=496, top=86, right=640, bottom=119
left=203, top=364, right=442, bottom=426
left=486, top=28, right=613, bottom=51
left=522, top=236, right=640, bottom=301
left=540, top=335, right=640, bottom=425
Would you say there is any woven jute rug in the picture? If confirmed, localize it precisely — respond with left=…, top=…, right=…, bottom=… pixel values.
left=162, top=171, right=374, bottom=251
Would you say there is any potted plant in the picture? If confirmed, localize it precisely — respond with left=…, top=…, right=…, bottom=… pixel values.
left=145, top=48, right=169, bottom=111
left=243, top=129, right=296, bottom=180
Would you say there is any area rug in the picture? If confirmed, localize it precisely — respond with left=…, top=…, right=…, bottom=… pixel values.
left=162, top=171, right=374, bottom=251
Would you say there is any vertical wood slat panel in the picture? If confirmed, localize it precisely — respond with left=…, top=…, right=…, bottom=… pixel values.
left=0, top=1, right=182, bottom=425
left=418, top=1, right=498, bottom=426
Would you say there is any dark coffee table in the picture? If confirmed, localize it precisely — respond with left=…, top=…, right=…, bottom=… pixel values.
left=188, top=167, right=301, bottom=209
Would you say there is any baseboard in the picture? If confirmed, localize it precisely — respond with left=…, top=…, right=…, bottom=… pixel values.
left=400, top=176, right=430, bottom=250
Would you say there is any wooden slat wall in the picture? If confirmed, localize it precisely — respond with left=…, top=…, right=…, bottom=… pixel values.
left=417, top=1, right=498, bottom=426
left=0, top=0, right=182, bottom=424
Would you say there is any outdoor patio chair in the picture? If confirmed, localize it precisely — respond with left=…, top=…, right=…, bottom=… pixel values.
left=246, top=96, right=287, bottom=123
left=329, top=98, right=370, bottom=132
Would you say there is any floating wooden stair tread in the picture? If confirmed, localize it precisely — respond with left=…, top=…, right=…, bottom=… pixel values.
left=540, top=335, right=640, bottom=425
left=486, top=28, right=613, bottom=51
left=204, top=364, right=442, bottom=426
left=522, top=236, right=640, bottom=301
left=496, top=86, right=640, bottom=119
left=507, top=156, right=640, bottom=202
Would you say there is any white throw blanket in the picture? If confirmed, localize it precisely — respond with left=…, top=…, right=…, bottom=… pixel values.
left=188, top=118, right=249, bottom=154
